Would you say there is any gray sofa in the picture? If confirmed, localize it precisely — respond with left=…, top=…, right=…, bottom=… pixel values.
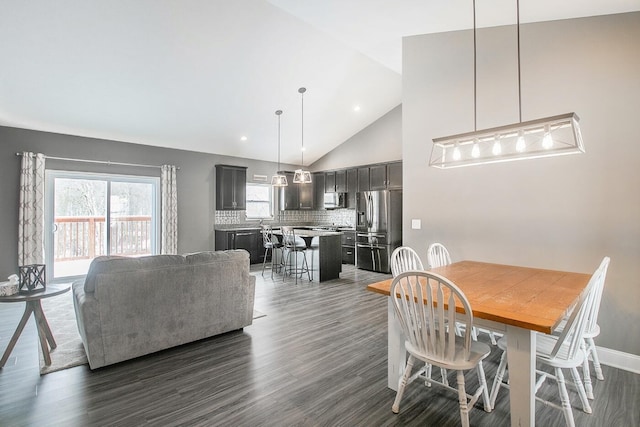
left=72, top=250, right=256, bottom=369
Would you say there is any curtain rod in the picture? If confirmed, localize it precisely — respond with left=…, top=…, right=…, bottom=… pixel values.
left=16, top=152, right=179, bottom=170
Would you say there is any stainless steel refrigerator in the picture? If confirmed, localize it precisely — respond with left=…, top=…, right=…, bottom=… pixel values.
left=356, top=190, right=402, bottom=273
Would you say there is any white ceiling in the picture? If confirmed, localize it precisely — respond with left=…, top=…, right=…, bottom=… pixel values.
left=1, top=0, right=638, bottom=165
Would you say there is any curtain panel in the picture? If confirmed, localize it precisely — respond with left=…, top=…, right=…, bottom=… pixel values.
left=161, top=165, right=178, bottom=254
left=18, top=152, right=46, bottom=265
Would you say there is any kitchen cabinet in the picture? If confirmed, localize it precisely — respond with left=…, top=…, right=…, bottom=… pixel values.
left=280, top=172, right=315, bottom=210
left=325, top=171, right=336, bottom=192
left=335, top=170, right=347, bottom=193
left=341, top=230, right=356, bottom=264
left=369, top=162, right=402, bottom=190
left=357, top=167, right=370, bottom=192
left=314, top=172, right=325, bottom=209
left=215, top=165, right=247, bottom=210
left=346, top=168, right=357, bottom=208
left=298, top=180, right=314, bottom=209
left=215, top=229, right=262, bottom=264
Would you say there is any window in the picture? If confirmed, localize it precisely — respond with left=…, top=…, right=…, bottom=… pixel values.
left=45, top=171, right=160, bottom=279
left=246, top=184, right=272, bottom=219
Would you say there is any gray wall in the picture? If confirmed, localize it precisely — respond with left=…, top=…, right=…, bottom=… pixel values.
left=0, top=125, right=296, bottom=278
left=311, top=104, right=402, bottom=171
left=403, top=13, right=640, bottom=355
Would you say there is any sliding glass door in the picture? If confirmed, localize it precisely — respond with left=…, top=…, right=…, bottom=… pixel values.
left=45, top=171, right=159, bottom=279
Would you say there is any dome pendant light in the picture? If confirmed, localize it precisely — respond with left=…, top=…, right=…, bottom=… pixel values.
left=293, top=87, right=312, bottom=184
left=429, top=0, right=584, bottom=168
left=271, top=110, right=288, bottom=187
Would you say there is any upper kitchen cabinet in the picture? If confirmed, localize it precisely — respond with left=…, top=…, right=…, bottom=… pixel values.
left=335, top=170, right=347, bottom=193
left=346, top=169, right=357, bottom=208
left=298, top=180, right=314, bottom=209
left=215, top=164, right=247, bottom=210
left=369, top=162, right=402, bottom=190
left=314, top=172, right=325, bottom=209
left=280, top=172, right=315, bottom=210
left=357, top=167, right=370, bottom=192
left=325, top=171, right=336, bottom=192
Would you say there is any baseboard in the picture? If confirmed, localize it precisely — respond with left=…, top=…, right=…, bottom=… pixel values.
left=597, top=345, right=640, bottom=374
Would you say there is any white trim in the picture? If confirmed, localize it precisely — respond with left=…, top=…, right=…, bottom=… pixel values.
left=597, top=346, right=640, bottom=374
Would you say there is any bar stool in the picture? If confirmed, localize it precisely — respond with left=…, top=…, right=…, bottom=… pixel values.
left=281, top=226, right=311, bottom=284
left=261, top=224, right=283, bottom=278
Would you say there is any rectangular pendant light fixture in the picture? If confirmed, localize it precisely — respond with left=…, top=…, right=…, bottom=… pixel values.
left=430, top=112, right=584, bottom=169
left=429, top=0, right=585, bottom=169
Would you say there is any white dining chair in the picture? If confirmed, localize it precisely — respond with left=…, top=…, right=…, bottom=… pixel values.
left=489, top=258, right=608, bottom=427
left=426, top=242, right=451, bottom=269
left=390, top=246, right=424, bottom=277
left=428, top=242, right=500, bottom=345
left=390, top=246, right=448, bottom=386
left=553, top=257, right=610, bottom=400
left=579, top=257, right=610, bottom=398
left=391, top=271, right=492, bottom=427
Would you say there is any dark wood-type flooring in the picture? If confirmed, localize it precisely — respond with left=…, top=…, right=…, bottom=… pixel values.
left=1, top=265, right=638, bottom=426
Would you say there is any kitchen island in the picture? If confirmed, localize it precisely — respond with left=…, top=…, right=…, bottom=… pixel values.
left=272, top=228, right=343, bottom=282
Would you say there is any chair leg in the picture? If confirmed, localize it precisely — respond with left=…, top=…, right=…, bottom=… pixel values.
left=489, top=349, right=508, bottom=409
left=587, top=337, right=604, bottom=381
left=392, top=355, right=415, bottom=414
left=261, top=246, right=270, bottom=277
left=440, top=367, right=449, bottom=387
left=581, top=344, right=594, bottom=400
left=555, top=368, right=577, bottom=427
left=456, top=370, right=470, bottom=427
left=489, top=331, right=498, bottom=346
left=570, top=367, right=592, bottom=414
left=477, top=361, right=492, bottom=412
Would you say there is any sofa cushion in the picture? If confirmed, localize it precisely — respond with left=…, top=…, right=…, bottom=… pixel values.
left=84, top=254, right=187, bottom=293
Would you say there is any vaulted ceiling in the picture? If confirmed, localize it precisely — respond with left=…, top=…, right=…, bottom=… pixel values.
left=1, top=0, right=637, bottom=165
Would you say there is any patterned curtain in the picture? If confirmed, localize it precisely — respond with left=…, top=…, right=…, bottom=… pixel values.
left=18, top=152, right=46, bottom=265
left=161, top=165, right=178, bottom=254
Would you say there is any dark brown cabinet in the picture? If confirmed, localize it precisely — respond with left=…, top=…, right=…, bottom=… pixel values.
left=280, top=172, right=315, bottom=210
left=357, top=167, right=370, bottom=192
left=314, top=172, right=325, bottom=209
left=335, top=170, right=347, bottom=193
left=215, top=229, right=262, bottom=264
left=368, top=162, right=402, bottom=190
left=215, top=165, right=247, bottom=210
left=346, top=168, right=357, bottom=208
left=341, top=230, right=356, bottom=264
left=325, top=171, right=336, bottom=192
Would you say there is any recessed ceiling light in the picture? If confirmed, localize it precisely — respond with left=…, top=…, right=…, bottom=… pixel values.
left=240, top=136, right=248, bottom=141
left=353, top=105, right=361, bottom=112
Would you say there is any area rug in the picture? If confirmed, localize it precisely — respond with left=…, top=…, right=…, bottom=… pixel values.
left=39, top=292, right=266, bottom=375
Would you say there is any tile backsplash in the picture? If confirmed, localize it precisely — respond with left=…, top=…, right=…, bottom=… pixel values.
left=215, top=209, right=356, bottom=227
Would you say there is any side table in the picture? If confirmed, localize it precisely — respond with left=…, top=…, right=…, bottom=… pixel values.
left=0, top=283, right=71, bottom=368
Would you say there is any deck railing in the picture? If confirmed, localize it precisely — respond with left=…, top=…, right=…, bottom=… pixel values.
left=54, top=216, right=152, bottom=261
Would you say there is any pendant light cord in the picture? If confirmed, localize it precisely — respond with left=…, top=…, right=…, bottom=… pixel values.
left=517, top=0, right=522, bottom=123
left=473, top=0, right=477, bottom=132
left=300, top=88, right=305, bottom=166
left=277, top=111, right=281, bottom=171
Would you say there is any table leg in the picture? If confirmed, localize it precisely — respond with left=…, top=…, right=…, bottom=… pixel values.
left=0, top=303, right=35, bottom=368
left=506, top=325, right=536, bottom=427
left=31, top=301, right=56, bottom=365
left=387, top=298, right=405, bottom=391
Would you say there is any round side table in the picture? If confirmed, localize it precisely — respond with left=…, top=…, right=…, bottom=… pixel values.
left=0, top=284, right=71, bottom=368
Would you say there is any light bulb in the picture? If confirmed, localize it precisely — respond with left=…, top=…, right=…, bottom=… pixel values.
left=452, top=144, right=461, bottom=161
left=542, top=126, right=553, bottom=149
left=516, top=132, right=526, bottom=152
left=492, top=137, right=502, bottom=155
left=471, top=140, right=480, bottom=158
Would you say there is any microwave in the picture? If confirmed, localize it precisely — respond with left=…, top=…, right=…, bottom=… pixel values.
left=323, top=192, right=346, bottom=209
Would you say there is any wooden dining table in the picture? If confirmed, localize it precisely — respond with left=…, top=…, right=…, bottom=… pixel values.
left=366, top=260, right=592, bottom=427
